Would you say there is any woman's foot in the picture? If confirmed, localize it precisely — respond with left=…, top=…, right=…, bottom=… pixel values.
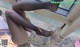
left=47, top=0, right=63, bottom=12
left=48, top=4, right=59, bottom=12
left=36, top=28, right=53, bottom=37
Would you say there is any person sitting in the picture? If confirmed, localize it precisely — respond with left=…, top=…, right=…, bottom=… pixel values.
left=4, top=0, right=63, bottom=47
left=11, top=0, right=63, bottom=37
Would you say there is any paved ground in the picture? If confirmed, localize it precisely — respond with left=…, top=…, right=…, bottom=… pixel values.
left=29, top=15, right=80, bottom=47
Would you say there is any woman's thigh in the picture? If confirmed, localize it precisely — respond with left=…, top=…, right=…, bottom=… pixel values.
left=13, top=0, right=47, bottom=11
left=6, top=13, right=29, bottom=45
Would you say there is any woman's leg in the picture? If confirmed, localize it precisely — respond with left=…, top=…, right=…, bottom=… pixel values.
left=5, top=11, right=29, bottom=45
left=13, top=0, right=60, bottom=23
left=11, top=0, right=62, bottom=37
left=12, top=0, right=60, bottom=22
left=6, top=11, right=29, bottom=45
left=5, top=9, right=53, bottom=37
left=11, top=0, right=61, bottom=37
left=12, top=0, right=62, bottom=22
left=12, top=0, right=59, bottom=11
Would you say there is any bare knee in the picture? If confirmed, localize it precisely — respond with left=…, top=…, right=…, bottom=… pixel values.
left=12, top=3, right=17, bottom=10
left=5, top=9, right=13, bottom=15
left=5, top=10, right=10, bottom=17
left=5, top=9, right=16, bottom=20
left=12, top=2, right=21, bottom=11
